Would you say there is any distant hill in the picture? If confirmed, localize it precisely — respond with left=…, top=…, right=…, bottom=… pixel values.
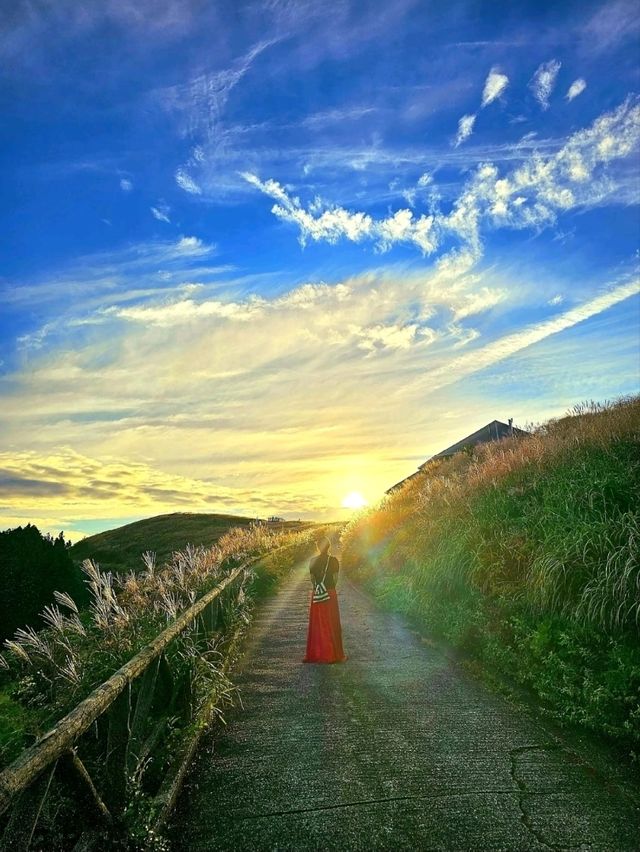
left=70, top=512, right=303, bottom=575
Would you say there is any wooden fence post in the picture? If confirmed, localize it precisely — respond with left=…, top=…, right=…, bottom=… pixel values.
left=57, top=751, right=112, bottom=827
left=203, top=598, right=218, bottom=634
left=126, top=657, right=160, bottom=777
left=104, top=688, right=131, bottom=813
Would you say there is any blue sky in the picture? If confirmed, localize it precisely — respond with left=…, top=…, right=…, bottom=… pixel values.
left=1, top=0, right=639, bottom=538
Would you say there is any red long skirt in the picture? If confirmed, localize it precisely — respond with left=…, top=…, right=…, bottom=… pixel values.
left=303, top=589, right=347, bottom=664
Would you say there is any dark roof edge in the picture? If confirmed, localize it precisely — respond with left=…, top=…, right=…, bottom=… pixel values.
left=418, top=420, right=528, bottom=468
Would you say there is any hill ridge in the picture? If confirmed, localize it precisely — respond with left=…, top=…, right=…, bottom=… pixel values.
left=70, top=511, right=301, bottom=574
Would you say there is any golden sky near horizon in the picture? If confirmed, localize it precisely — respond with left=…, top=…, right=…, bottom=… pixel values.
left=2, top=260, right=638, bottom=542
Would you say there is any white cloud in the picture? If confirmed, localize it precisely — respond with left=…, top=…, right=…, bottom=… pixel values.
left=150, top=203, right=171, bottom=223
left=566, top=78, right=587, bottom=101
left=351, top=322, right=421, bottom=353
left=481, top=67, right=509, bottom=107
left=120, top=178, right=133, bottom=191
left=429, top=277, right=640, bottom=391
left=446, top=97, right=640, bottom=243
left=402, top=173, right=433, bottom=206
left=448, top=324, right=481, bottom=347
left=452, top=287, right=506, bottom=321
left=548, top=294, right=564, bottom=305
left=242, top=173, right=439, bottom=255
left=109, top=297, right=260, bottom=326
left=175, top=235, right=208, bottom=254
left=165, top=119, right=574, bottom=205
left=454, top=113, right=477, bottom=147
left=530, top=59, right=562, bottom=109
left=300, top=105, right=376, bottom=128
left=0, top=262, right=502, bottom=453
left=402, top=188, right=417, bottom=206
left=245, top=98, right=640, bottom=263
left=175, top=168, right=202, bottom=194
left=164, top=39, right=282, bottom=199
left=1, top=0, right=205, bottom=68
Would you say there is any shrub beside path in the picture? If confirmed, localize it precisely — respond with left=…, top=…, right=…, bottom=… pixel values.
left=170, top=562, right=640, bottom=851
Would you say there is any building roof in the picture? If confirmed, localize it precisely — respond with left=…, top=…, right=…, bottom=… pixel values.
left=386, top=419, right=529, bottom=494
left=418, top=419, right=528, bottom=468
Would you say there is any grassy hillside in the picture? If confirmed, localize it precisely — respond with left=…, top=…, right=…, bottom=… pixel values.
left=71, top=512, right=307, bottom=574
left=342, top=397, right=640, bottom=757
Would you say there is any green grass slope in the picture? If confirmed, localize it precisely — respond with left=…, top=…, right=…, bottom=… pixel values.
left=342, top=397, right=640, bottom=758
left=70, top=512, right=304, bottom=574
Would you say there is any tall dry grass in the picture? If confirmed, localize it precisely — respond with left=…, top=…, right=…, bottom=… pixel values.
left=344, top=395, right=639, bottom=633
left=0, top=522, right=316, bottom=724
left=342, top=396, right=640, bottom=749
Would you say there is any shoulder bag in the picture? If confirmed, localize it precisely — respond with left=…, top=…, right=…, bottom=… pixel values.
left=312, top=554, right=331, bottom=603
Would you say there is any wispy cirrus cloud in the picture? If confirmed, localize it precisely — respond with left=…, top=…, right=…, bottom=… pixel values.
left=454, top=114, right=476, bottom=148
left=530, top=59, right=562, bottom=109
left=244, top=98, right=640, bottom=261
left=453, top=66, right=509, bottom=148
left=1, top=0, right=206, bottom=67
left=566, top=78, right=587, bottom=101
left=299, top=105, right=378, bottom=128
left=481, top=67, right=509, bottom=107
left=1, top=236, right=218, bottom=312
left=150, top=203, right=171, bottom=223
left=580, top=0, right=640, bottom=54
left=157, top=39, right=278, bottom=140
left=163, top=39, right=281, bottom=197
left=424, top=277, right=640, bottom=393
left=107, top=296, right=262, bottom=326
left=0, top=258, right=512, bottom=522
left=175, top=168, right=202, bottom=195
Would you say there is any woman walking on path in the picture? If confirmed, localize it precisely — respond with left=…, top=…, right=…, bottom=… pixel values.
left=303, top=537, right=347, bottom=664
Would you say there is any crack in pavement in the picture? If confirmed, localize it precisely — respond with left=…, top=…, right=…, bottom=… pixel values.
left=232, top=788, right=530, bottom=822
left=508, top=745, right=583, bottom=852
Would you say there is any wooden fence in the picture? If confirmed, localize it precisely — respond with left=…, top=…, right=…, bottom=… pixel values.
left=0, top=544, right=304, bottom=850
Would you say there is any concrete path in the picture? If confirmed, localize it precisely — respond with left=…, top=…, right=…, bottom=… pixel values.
left=170, top=564, right=640, bottom=851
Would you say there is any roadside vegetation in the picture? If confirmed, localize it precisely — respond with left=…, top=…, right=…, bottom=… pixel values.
left=0, top=521, right=318, bottom=768
left=342, top=396, right=640, bottom=758
left=69, top=512, right=308, bottom=575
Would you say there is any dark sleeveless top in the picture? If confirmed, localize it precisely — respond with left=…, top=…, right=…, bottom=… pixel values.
left=309, top=554, right=339, bottom=590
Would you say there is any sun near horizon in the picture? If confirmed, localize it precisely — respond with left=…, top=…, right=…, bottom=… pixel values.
left=341, top=492, right=369, bottom=511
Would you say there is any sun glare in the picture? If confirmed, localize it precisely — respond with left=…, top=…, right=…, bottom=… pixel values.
left=341, top=491, right=368, bottom=510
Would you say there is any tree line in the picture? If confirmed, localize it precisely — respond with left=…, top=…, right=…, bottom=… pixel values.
left=0, top=525, right=87, bottom=643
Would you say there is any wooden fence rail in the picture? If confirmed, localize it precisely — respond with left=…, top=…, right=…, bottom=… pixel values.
left=0, top=542, right=305, bottom=850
